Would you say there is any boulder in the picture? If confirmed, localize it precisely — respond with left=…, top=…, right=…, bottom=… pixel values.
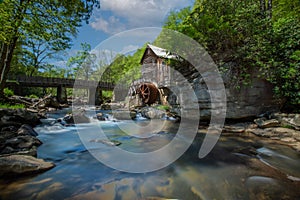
left=112, top=110, right=136, bottom=120
left=1, top=124, right=41, bottom=156
left=281, top=114, right=300, bottom=130
left=49, top=97, right=61, bottom=108
left=1, top=126, right=18, bottom=132
left=0, top=108, right=40, bottom=126
left=247, top=127, right=299, bottom=138
left=63, top=112, right=90, bottom=124
left=254, top=118, right=280, bottom=128
left=15, top=146, right=38, bottom=157
left=16, top=135, right=42, bottom=148
left=96, top=112, right=107, bottom=121
left=0, top=145, right=38, bottom=157
left=267, top=113, right=300, bottom=130
left=3, top=135, right=42, bottom=154
left=222, top=123, right=249, bottom=134
left=17, top=124, right=38, bottom=136
left=141, top=107, right=165, bottom=119
left=246, top=127, right=300, bottom=151
left=0, top=155, right=55, bottom=176
left=1, top=146, right=15, bottom=155
left=0, top=130, right=17, bottom=140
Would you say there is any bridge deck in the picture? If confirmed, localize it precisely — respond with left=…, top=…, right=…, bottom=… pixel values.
left=7, top=75, right=115, bottom=90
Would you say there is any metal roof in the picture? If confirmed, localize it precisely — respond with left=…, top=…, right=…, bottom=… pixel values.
left=147, top=44, right=179, bottom=60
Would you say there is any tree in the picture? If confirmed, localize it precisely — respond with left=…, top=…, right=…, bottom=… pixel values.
left=0, top=0, right=100, bottom=97
left=67, top=42, right=96, bottom=80
left=161, top=0, right=300, bottom=108
left=19, top=35, right=66, bottom=76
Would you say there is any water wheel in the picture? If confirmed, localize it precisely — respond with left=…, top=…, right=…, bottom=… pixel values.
left=137, top=83, right=158, bottom=105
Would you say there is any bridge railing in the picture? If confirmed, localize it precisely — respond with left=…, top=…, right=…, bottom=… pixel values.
left=8, top=75, right=116, bottom=89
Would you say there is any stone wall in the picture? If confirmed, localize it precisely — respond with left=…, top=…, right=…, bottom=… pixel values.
left=162, top=63, right=280, bottom=120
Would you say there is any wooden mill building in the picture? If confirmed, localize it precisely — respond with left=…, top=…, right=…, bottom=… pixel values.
left=140, top=44, right=179, bottom=87
left=129, top=44, right=180, bottom=105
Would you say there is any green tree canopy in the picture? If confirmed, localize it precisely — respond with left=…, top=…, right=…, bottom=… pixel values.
left=0, top=0, right=100, bottom=96
left=67, top=42, right=96, bottom=80
left=161, top=0, right=300, bottom=109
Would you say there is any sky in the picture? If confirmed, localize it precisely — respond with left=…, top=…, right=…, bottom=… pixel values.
left=68, top=0, right=195, bottom=57
left=52, top=0, right=195, bottom=68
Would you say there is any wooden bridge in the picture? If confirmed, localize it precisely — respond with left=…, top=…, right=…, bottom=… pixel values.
left=7, top=75, right=115, bottom=89
left=6, top=75, right=116, bottom=105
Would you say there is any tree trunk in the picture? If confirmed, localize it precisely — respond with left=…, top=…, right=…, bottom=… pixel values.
left=0, top=0, right=28, bottom=97
left=0, top=37, right=18, bottom=97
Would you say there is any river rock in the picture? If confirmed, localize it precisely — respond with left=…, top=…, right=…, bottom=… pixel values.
left=141, top=107, right=165, bottom=119
left=96, top=112, right=107, bottom=121
left=222, top=123, right=248, bottom=134
left=0, top=108, right=41, bottom=126
left=248, top=127, right=295, bottom=138
left=90, top=139, right=121, bottom=146
left=281, top=114, right=300, bottom=130
left=17, top=124, right=38, bottom=136
left=1, top=145, right=38, bottom=157
left=0, top=130, right=17, bottom=140
left=269, top=113, right=300, bottom=129
left=112, top=110, right=136, bottom=120
left=254, top=118, right=280, bottom=128
left=246, top=127, right=300, bottom=151
left=63, top=112, right=90, bottom=124
left=1, top=123, right=42, bottom=156
left=248, top=127, right=299, bottom=138
left=0, top=155, right=55, bottom=176
left=1, top=125, right=18, bottom=132
left=3, top=135, right=42, bottom=155
left=17, top=135, right=42, bottom=148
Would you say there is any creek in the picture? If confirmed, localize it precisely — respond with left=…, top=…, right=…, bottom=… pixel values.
left=0, top=108, right=299, bottom=200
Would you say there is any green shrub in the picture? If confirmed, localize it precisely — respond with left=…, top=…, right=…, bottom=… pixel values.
left=4, top=88, right=14, bottom=97
left=103, top=91, right=113, bottom=99
left=0, top=103, right=25, bottom=109
left=281, top=124, right=294, bottom=129
left=26, top=94, right=39, bottom=99
left=155, top=105, right=170, bottom=111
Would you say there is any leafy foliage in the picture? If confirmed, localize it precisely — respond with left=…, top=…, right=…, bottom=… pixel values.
left=0, top=103, right=25, bottom=109
left=3, top=88, right=14, bottom=97
left=99, top=46, right=146, bottom=85
left=162, top=0, right=300, bottom=108
left=0, top=0, right=100, bottom=95
left=67, top=42, right=96, bottom=80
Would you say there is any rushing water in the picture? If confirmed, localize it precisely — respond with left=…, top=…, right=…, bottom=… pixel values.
left=0, top=108, right=300, bottom=200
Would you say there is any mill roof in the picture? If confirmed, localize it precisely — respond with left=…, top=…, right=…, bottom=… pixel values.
left=140, top=44, right=180, bottom=64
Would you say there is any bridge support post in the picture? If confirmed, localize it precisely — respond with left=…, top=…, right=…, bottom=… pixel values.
left=57, top=86, right=67, bottom=104
left=88, top=87, right=103, bottom=105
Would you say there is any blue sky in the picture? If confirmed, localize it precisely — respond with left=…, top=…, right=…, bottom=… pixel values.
left=54, top=0, right=195, bottom=67
left=72, top=0, right=194, bottom=52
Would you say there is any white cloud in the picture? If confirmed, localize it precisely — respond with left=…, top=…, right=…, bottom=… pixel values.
left=90, top=16, right=125, bottom=34
left=90, top=0, right=193, bottom=34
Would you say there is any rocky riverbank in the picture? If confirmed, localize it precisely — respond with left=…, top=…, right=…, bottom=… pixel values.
left=93, top=104, right=300, bottom=152
left=1, top=103, right=299, bottom=178
left=0, top=108, right=55, bottom=177
left=221, top=113, right=300, bottom=152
